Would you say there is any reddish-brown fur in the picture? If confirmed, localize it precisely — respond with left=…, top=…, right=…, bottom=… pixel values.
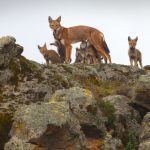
left=48, top=16, right=111, bottom=64
left=38, top=43, right=62, bottom=65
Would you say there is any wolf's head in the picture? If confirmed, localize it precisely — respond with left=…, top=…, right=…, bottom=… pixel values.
left=38, top=43, right=48, bottom=55
left=48, top=16, right=61, bottom=32
left=128, top=36, right=138, bottom=50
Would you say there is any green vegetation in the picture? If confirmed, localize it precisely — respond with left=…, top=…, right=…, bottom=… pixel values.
left=99, top=101, right=116, bottom=129
left=9, top=56, right=41, bottom=86
left=126, top=132, right=138, bottom=150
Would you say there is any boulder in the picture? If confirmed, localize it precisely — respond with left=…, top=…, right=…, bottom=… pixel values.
left=0, top=36, right=23, bottom=69
left=132, top=74, right=150, bottom=111
left=101, top=132, right=123, bottom=150
left=5, top=87, right=107, bottom=150
left=139, top=112, right=150, bottom=150
left=4, top=102, right=82, bottom=150
left=101, top=95, right=140, bottom=147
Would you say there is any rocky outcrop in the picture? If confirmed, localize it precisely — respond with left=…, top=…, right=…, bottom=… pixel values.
left=0, top=42, right=145, bottom=116
left=0, top=36, right=150, bottom=150
left=132, top=74, right=150, bottom=111
left=101, top=95, right=140, bottom=149
left=139, top=112, right=150, bottom=150
left=5, top=87, right=106, bottom=150
left=0, top=36, right=23, bottom=69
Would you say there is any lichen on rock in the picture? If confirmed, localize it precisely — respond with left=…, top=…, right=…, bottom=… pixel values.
left=0, top=36, right=16, bottom=47
left=0, top=35, right=150, bottom=150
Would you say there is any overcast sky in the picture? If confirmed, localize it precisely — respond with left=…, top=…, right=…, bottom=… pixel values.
left=0, top=0, right=150, bottom=66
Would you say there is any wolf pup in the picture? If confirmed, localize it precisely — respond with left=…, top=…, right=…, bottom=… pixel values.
left=38, top=43, right=62, bottom=65
left=128, top=36, right=143, bottom=68
left=75, top=48, right=86, bottom=64
left=50, top=40, right=66, bottom=62
left=85, top=40, right=103, bottom=64
left=48, top=16, right=111, bottom=64
left=75, top=41, right=102, bottom=64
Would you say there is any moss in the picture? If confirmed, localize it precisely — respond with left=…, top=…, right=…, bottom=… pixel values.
left=62, top=65, right=73, bottom=74
left=126, top=132, right=138, bottom=150
left=51, top=74, right=71, bottom=91
left=98, top=101, right=116, bottom=129
left=19, top=56, right=38, bottom=72
left=9, top=59, right=20, bottom=86
left=9, top=56, right=40, bottom=86
left=0, top=113, right=13, bottom=150
left=73, top=73, right=121, bottom=98
left=9, top=55, right=38, bottom=74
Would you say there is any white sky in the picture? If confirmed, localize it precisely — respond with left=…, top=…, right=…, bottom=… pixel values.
left=0, top=0, right=150, bottom=65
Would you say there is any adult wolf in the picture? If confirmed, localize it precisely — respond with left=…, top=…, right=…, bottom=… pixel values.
left=48, top=16, right=111, bottom=64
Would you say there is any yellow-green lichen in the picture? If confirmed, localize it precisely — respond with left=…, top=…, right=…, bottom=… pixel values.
left=0, top=36, right=15, bottom=47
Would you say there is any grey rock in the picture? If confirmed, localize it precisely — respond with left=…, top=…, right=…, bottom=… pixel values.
left=4, top=102, right=76, bottom=150
left=132, top=74, right=150, bottom=110
left=50, top=87, right=107, bottom=131
left=102, top=95, right=140, bottom=145
left=0, top=36, right=23, bottom=69
left=0, top=35, right=149, bottom=150
left=5, top=87, right=106, bottom=150
left=102, top=132, right=123, bottom=150
left=138, top=112, right=150, bottom=150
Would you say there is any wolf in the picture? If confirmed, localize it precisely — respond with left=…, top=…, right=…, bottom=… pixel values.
left=75, top=40, right=103, bottom=64
left=38, top=43, right=62, bottom=65
left=48, top=16, right=111, bottom=64
left=85, top=40, right=103, bottom=64
left=75, top=47, right=86, bottom=64
left=128, top=36, right=143, bottom=68
left=50, top=40, right=66, bottom=62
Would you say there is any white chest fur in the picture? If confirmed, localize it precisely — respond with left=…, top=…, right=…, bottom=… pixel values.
left=60, top=39, right=65, bottom=45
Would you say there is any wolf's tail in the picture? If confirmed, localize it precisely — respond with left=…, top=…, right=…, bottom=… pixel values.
left=103, top=40, right=110, bottom=54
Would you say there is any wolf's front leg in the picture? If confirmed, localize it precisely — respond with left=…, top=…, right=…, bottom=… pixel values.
left=134, top=51, right=139, bottom=68
left=65, top=44, right=72, bottom=64
left=130, top=58, right=133, bottom=66
left=46, top=59, right=49, bottom=65
left=134, top=59, right=138, bottom=68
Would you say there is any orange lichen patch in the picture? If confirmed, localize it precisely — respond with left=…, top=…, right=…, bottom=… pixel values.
left=86, top=138, right=104, bottom=150
left=66, top=146, right=75, bottom=150
left=32, top=144, right=45, bottom=150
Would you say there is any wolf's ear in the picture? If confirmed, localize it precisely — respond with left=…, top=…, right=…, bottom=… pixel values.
left=44, top=43, right=47, bottom=47
left=56, top=16, right=61, bottom=22
left=37, top=45, right=41, bottom=49
left=128, top=36, right=131, bottom=41
left=48, top=16, right=53, bottom=23
left=135, top=36, right=138, bottom=41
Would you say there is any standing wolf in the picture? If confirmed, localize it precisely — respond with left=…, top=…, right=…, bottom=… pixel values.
left=48, top=16, right=111, bottom=64
left=128, top=36, right=143, bottom=68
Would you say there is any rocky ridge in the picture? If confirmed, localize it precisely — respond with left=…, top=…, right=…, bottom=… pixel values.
left=0, top=36, right=150, bottom=150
